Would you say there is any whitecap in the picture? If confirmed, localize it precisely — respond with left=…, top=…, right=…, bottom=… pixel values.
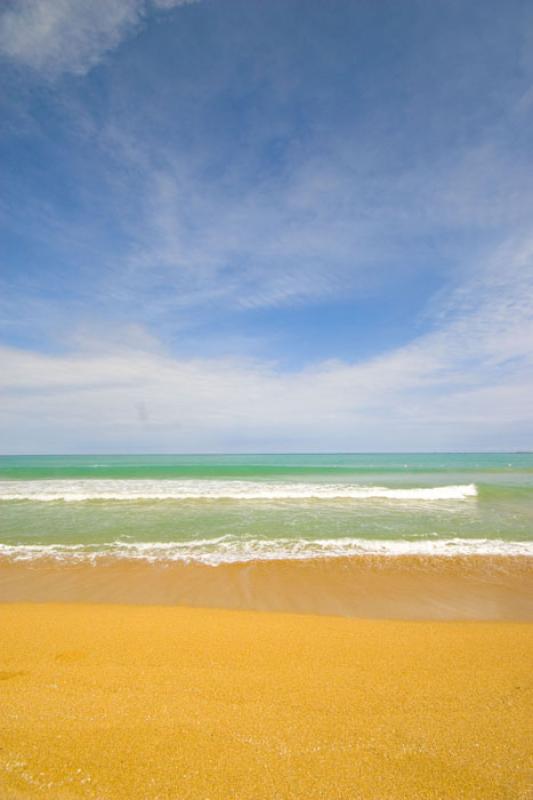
left=0, top=536, right=530, bottom=565
left=0, top=479, right=479, bottom=502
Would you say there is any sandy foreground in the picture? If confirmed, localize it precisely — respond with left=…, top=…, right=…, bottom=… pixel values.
left=0, top=604, right=532, bottom=799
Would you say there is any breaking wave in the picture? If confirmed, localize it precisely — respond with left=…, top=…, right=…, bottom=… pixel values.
left=0, top=536, right=530, bottom=565
left=0, top=480, right=479, bottom=503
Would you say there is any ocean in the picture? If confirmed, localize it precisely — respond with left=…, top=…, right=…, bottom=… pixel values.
left=1, top=452, right=532, bottom=562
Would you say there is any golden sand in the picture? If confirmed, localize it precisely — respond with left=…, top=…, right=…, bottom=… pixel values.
left=1, top=604, right=532, bottom=799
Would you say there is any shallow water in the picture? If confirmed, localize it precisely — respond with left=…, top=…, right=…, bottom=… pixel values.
left=0, top=453, right=532, bottom=563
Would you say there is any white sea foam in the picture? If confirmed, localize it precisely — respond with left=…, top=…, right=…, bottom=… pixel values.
left=0, top=479, right=478, bottom=502
left=0, top=536, right=530, bottom=564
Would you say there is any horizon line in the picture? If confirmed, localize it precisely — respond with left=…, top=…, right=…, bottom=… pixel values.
left=0, top=451, right=531, bottom=458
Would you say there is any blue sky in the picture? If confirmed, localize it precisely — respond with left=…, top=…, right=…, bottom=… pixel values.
left=1, top=0, right=532, bottom=452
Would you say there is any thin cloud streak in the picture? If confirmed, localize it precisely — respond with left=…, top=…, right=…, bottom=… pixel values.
left=1, top=0, right=532, bottom=453
left=0, top=0, right=195, bottom=77
left=2, top=0, right=532, bottom=347
left=2, top=239, right=532, bottom=452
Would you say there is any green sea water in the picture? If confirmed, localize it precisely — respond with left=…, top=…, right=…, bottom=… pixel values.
left=0, top=453, right=532, bottom=561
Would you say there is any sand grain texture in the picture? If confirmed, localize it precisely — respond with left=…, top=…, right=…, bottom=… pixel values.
left=1, top=604, right=532, bottom=799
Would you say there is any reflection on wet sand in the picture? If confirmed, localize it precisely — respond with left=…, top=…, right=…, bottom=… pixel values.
left=1, top=554, right=531, bottom=620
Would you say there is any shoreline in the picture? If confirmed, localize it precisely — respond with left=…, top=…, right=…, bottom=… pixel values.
left=1, top=603, right=532, bottom=799
left=0, top=554, right=531, bottom=620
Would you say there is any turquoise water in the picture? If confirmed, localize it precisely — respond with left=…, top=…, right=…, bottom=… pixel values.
left=0, top=453, right=532, bottom=562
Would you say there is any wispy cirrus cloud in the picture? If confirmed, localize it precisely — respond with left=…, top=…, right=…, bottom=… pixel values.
left=83, top=109, right=533, bottom=330
left=1, top=237, right=532, bottom=452
left=1, top=0, right=532, bottom=452
left=0, top=0, right=195, bottom=77
left=2, top=88, right=532, bottom=356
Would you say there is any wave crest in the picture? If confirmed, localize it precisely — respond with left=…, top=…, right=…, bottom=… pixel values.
left=0, top=536, right=530, bottom=565
left=0, top=480, right=478, bottom=502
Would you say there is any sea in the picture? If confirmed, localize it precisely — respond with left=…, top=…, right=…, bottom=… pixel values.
left=1, top=452, right=532, bottom=564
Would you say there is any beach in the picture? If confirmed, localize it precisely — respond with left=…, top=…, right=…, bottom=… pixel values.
left=1, top=603, right=532, bottom=800
left=0, top=554, right=532, bottom=620
left=4, top=0, right=533, bottom=793
left=1, top=454, right=532, bottom=797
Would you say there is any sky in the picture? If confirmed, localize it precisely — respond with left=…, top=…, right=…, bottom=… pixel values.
left=1, top=0, right=532, bottom=453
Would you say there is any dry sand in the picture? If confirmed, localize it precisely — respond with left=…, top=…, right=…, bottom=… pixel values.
left=1, top=603, right=532, bottom=799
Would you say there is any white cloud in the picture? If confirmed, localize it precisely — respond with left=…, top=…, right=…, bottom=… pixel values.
left=1, top=238, right=532, bottom=452
left=152, top=0, right=196, bottom=7
left=0, top=0, right=194, bottom=77
left=2, top=1, right=531, bottom=331
left=82, top=82, right=533, bottom=320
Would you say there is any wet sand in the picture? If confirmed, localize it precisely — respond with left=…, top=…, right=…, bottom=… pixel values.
left=1, top=603, right=532, bottom=799
left=0, top=554, right=531, bottom=620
